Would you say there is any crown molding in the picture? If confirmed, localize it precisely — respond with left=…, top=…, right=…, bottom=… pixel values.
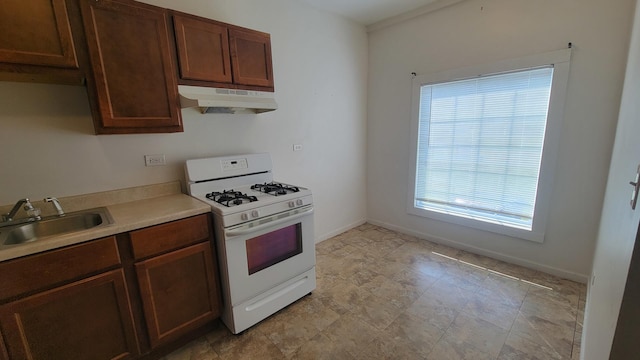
left=367, top=0, right=467, bottom=33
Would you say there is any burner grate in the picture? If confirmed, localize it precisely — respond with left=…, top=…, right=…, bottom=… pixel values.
left=251, top=182, right=300, bottom=196
left=206, top=190, right=258, bottom=207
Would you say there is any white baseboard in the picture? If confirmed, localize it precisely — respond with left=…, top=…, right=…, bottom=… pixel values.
left=315, top=218, right=367, bottom=243
left=367, top=219, right=589, bottom=284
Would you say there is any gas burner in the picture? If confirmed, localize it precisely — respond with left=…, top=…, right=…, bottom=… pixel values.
left=206, top=190, right=258, bottom=207
left=251, top=182, right=300, bottom=196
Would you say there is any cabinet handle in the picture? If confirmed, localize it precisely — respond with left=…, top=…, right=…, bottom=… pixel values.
left=630, top=165, right=640, bottom=210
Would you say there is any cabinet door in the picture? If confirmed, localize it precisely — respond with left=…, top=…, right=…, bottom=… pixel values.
left=79, top=0, right=182, bottom=134
left=173, top=14, right=232, bottom=84
left=0, top=269, right=139, bottom=360
left=135, top=242, right=221, bottom=348
left=0, top=0, right=77, bottom=68
left=0, top=330, right=8, bottom=360
left=229, top=28, right=274, bottom=89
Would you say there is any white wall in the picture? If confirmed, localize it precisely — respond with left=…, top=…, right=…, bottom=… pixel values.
left=582, top=1, right=640, bottom=357
left=0, top=0, right=368, bottom=242
left=367, top=0, right=636, bottom=280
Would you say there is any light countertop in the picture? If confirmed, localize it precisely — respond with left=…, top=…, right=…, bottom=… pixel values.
left=0, top=182, right=211, bottom=262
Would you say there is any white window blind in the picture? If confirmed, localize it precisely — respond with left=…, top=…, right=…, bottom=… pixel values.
left=414, top=67, right=554, bottom=230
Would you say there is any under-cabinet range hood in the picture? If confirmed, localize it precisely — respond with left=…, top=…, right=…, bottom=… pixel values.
left=178, top=85, right=277, bottom=114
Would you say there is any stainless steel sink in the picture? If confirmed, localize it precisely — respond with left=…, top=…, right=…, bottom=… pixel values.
left=0, top=208, right=113, bottom=247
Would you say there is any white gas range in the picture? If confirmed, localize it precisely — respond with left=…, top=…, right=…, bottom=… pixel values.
left=185, top=153, right=316, bottom=334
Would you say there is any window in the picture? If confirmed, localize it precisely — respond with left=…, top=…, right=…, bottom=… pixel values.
left=408, top=50, right=571, bottom=242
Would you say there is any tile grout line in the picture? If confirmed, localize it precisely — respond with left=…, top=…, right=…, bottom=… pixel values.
left=166, top=223, right=588, bottom=359
left=569, top=288, right=584, bottom=360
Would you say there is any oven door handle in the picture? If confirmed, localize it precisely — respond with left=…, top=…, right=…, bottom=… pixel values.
left=225, top=206, right=313, bottom=237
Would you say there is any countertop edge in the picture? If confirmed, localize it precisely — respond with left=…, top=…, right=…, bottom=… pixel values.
left=0, top=193, right=212, bottom=262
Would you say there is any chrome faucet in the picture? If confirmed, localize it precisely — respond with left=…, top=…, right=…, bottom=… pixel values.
left=44, top=197, right=65, bottom=217
left=2, top=198, right=41, bottom=222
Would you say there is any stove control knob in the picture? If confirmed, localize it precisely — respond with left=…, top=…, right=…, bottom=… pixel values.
left=288, top=201, right=295, bottom=208
left=251, top=210, right=260, bottom=218
left=296, top=199, right=304, bottom=206
left=241, top=213, right=249, bottom=221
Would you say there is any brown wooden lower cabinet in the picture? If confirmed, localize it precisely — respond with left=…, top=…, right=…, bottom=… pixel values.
left=0, top=214, right=221, bottom=359
left=0, top=330, right=8, bottom=360
left=0, top=269, right=139, bottom=360
left=135, top=241, right=221, bottom=349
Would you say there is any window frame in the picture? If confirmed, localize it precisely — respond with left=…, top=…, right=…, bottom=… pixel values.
left=407, top=49, right=572, bottom=243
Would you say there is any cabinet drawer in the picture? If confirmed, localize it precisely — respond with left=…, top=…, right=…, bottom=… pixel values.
left=129, top=214, right=210, bottom=260
left=0, top=236, right=120, bottom=301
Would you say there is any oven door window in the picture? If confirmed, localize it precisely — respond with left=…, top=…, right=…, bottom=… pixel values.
left=246, top=224, right=303, bottom=275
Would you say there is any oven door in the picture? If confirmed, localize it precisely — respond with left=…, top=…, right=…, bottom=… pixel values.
left=222, top=205, right=315, bottom=305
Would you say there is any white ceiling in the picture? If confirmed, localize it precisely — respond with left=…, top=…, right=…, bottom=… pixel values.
left=297, top=0, right=440, bottom=25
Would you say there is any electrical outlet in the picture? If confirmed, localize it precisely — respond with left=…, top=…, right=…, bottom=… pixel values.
left=144, top=154, right=166, bottom=166
left=293, top=144, right=303, bottom=151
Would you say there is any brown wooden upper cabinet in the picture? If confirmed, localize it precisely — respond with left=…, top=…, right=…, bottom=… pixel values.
left=229, top=28, right=274, bottom=89
left=172, top=13, right=274, bottom=91
left=0, top=0, right=275, bottom=134
left=173, top=14, right=232, bottom=84
left=0, top=0, right=82, bottom=84
left=79, top=0, right=183, bottom=134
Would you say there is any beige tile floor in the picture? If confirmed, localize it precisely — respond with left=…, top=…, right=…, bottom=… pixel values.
left=164, top=223, right=586, bottom=360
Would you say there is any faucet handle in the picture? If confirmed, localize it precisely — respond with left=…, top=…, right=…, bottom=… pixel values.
left=26, top=207, right=41, bottom=218
left=22, top=199, right=41, bottom=220
left=44, top=197, right=65, bottom=217
left=23, top=199, right=35, bottom=211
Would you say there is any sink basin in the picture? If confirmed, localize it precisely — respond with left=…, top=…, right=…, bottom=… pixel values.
left=0, top=208, right=113, bottom=246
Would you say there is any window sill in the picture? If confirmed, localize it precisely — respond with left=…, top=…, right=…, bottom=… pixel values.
left=407, top=205, right=545, bottom=243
